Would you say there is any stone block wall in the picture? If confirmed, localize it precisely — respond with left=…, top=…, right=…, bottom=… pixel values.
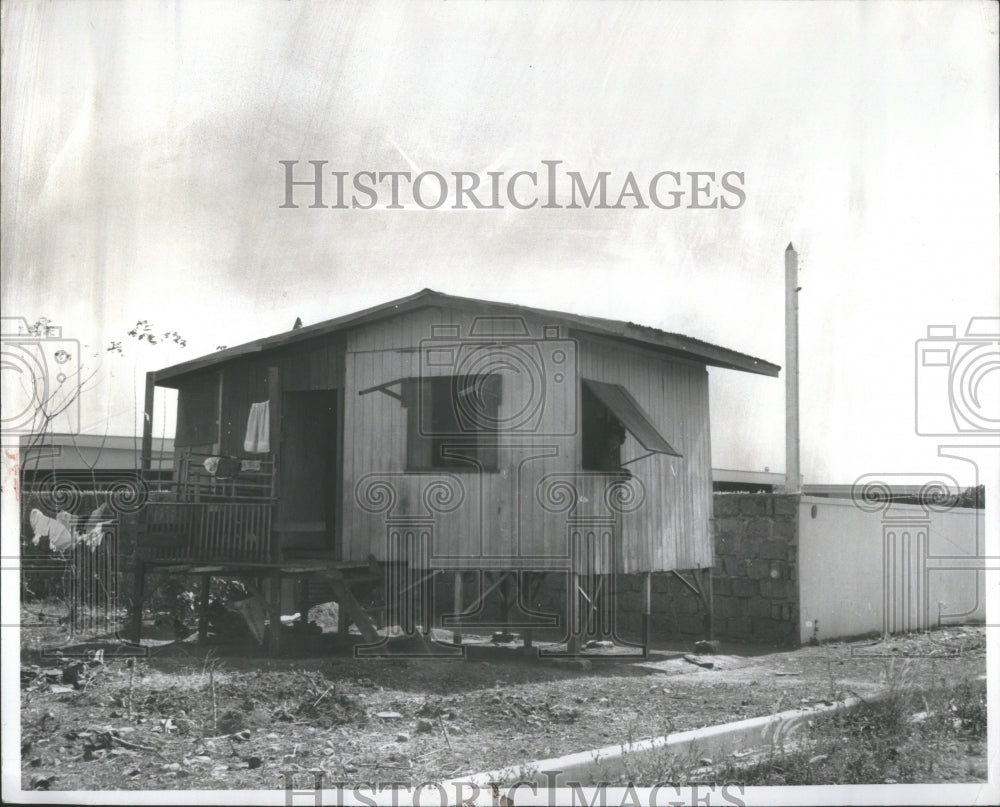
left=711, top=493, right=799, bottom=645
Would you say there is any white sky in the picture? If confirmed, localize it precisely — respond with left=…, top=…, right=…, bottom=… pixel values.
left=2, top=0, right=998, bottom=486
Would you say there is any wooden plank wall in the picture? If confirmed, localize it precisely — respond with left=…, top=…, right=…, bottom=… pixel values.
left=218, top=358, right=271, bottom=458
left=341, top=306, right=713, bottom=573
left=277, top=338, right=345, bottom=392
left=169, top=336, right=345, bottom=472
left=576, top=334, right=712, bottom=572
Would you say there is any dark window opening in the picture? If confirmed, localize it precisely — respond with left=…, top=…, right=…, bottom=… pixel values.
left=175, top=373, right=220, bottom=447
left=580, top=379, right=681, bottom=472
left=582, top=383, right=628, bottom=472
left=406, top=375, right=500, bottom=471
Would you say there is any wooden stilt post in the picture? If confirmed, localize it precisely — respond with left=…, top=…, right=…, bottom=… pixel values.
left=522, top=572, right=533, bottom=649
left=128, top=560, right=145, bottom=644
left=267, top=571, right=283, bottom=657
left=140, top=373, right=155, bottom=475
left=452, top=571, right=463, bottom=646
left=197, top=573, right=211, bottom=643
left=702, top=567, right=714, bottom=641
left=643, top=571, right=652, bottom=649
left=296, top=576, right=310, bottom=630
left=567, top=571, right=582, bottom=654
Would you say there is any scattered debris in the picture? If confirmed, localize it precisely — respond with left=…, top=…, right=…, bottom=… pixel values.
left=29, top=774, right=56, bottom=790
left=683, top=655, right=715, bottom=670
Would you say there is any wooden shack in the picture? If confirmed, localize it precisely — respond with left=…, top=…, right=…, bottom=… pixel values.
left=132, top=289, right=779, bottom=653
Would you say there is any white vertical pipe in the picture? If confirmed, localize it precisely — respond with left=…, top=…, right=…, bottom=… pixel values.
left=785, top=243, right=801, bottom=493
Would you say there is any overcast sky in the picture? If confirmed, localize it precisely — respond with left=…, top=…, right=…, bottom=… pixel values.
left=2, top=0, right=997, bottom=486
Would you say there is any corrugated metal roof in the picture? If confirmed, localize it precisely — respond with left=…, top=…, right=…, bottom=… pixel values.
left=153, top=288, right=780, bottom=384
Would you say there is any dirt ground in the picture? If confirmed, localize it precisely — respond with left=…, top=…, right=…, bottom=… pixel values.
left=18, top=606, right=988, bottom=791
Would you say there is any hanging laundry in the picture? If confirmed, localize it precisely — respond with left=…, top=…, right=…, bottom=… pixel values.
left=244, top=401, right=270, bottom=453
left=80, top=523, right=108, bottom=550
left=203, top=456, right=221, bottom=475
left=29, top=508, right=74, bottom=552
left=240, top=459, right=262, bottom=472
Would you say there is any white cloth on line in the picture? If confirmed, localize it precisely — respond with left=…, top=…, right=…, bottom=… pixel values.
left=244, top=401, right=271, bottom=453
left=29, top=508, right=75, bottom=552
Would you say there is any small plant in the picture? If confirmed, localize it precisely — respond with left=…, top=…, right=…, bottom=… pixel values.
left=949, top=679, right=986, bottom=734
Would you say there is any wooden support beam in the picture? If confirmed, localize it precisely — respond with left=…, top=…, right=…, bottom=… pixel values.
left=267, top=366, right=281, bottom=562
left=197, top=574, right=212, bottom=643
left=452, top=571, right=463, bottom=646
left=127, top=560, right=145, bottom=644
left=319, top=572, right=380, bottom=644
left=702, top=567, right=714, bottom=641
left=643, top=571, right=652, bottom=650
left=140, top=373, right=155, bottom=474
left=521, top=571, right=535, bottom=649
left=451, top=571, right=512, bottom=622
left=670, top=568, right=701, bottom=597
left=399, top=568, right=439, bottom=597
left=266, top=570, right=282, bottom=657
left=296, top=576, right=310, bottom=629
left=567, top=571, right=582, bottom=654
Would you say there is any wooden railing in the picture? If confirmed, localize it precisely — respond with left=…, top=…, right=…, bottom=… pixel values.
left=139, top=501, right=274, bottom=563
left=173, top=450, right=277, bottom=502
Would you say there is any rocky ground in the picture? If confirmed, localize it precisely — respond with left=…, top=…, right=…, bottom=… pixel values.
left=18, top=605, right=988, bottom=792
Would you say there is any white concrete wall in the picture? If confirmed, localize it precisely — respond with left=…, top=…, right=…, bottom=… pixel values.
left=797, top=496, right=986, bottom=644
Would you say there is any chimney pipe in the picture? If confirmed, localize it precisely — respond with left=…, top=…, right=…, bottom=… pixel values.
left=785, top=243, right=801, bottom=493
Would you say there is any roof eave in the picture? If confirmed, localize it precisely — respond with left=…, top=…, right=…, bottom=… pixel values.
left=152, top=288, right=780, bottom=384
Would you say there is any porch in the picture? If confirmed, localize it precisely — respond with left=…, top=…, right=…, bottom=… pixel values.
left=131, top=450, right=381, bottom=654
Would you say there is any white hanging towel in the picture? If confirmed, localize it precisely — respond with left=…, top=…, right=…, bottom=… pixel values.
left=244, top=401, right=271, bottom=453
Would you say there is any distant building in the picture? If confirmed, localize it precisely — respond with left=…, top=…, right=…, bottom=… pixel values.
left=712, top=468, right=981, bottom=509
left=19, top=433, right=174, bottom=489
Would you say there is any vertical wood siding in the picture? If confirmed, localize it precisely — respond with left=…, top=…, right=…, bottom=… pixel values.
left=341, top=306, right=713, bottom=573
left=576, top=334, right=713, bottom=572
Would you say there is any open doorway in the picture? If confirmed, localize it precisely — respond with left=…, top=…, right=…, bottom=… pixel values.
left=278, top=390, right=339, bottom=555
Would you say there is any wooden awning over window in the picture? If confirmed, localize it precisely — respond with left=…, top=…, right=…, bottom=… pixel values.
left=582, top=379, right=681, bottom=457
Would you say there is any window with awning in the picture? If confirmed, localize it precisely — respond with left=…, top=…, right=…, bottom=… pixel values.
left=581, top=379, right=680, bottom=471
left=404, top=374, right=501, bottom=471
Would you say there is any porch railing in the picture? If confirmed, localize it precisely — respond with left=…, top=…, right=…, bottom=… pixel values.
left=139, top=501, right=274, bottom=563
